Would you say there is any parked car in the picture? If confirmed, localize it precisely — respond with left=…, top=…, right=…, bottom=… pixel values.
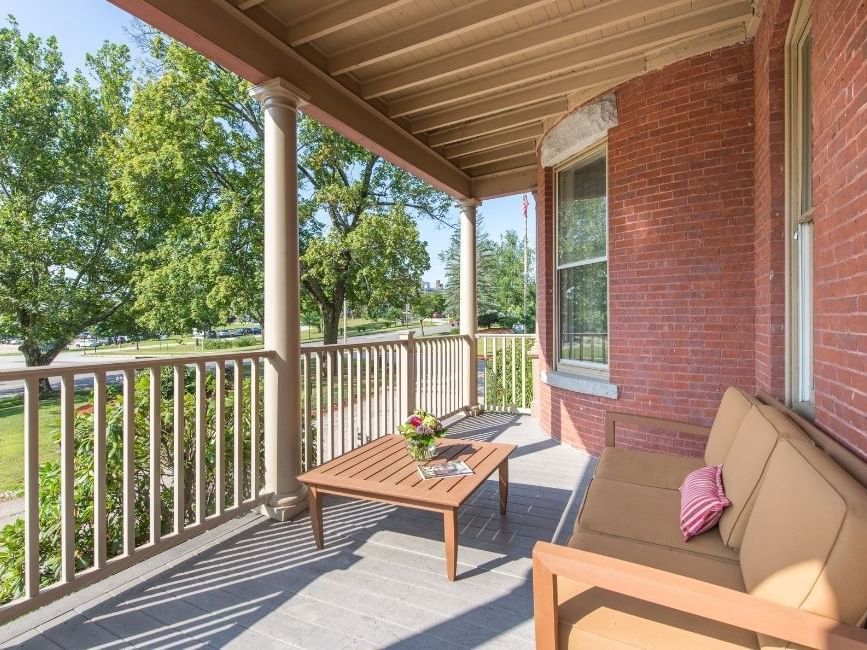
left=512, top=323, right=526, bottom=334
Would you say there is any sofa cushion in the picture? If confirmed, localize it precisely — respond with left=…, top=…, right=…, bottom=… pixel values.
left=576, top=478, right=739, bottom=561
left=717, top=405, right=810, bottom=549
left=594, top=447, right=703, bottom=490
left=740, top=439, right=867, bottom=629
left=567, top=529, right=744, bottom=589
left=705, top=387, right=757, bottom=466
left=558, top=578, right=758, bottom=649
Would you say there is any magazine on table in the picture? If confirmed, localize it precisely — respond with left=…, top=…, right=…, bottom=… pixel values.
left=417, top=460, right=474, bottom=480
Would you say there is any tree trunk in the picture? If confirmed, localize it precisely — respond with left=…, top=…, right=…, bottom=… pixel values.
left=322, top=307, right=341, bottom=344
left=20, top=340, right=63, bottom=394
left=420, top=318, right=426, bottom=336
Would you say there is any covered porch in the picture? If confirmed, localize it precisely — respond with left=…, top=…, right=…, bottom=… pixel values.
left=0, top=414, right=593, bottom=649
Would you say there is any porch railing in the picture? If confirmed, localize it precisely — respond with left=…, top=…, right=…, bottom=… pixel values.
left=479, top=333, right=536, bottom=413
left=0, top=331, right=534, bottom=619
left=0, top=351, right=271, bottom=624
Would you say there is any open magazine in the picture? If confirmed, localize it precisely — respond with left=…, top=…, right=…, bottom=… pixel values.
left=417, top=460, right=474, bottom=480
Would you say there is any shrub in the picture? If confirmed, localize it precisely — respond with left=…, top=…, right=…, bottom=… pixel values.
left=203, top=335, right=260, bottom=350
left=0, top=367, right=263, bottom=603
left=485, top=338, right=534, bottom=410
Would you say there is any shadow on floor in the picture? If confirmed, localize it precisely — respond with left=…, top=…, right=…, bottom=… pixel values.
left=6, top=414, right=595, bottom=649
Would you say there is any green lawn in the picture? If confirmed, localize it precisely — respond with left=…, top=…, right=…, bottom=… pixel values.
left=0, top=392, right=91, bottom=493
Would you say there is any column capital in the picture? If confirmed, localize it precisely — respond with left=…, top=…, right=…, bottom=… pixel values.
left=458, top=198, right=481, bottom=211
left=250, top=78, right=309, bottom=110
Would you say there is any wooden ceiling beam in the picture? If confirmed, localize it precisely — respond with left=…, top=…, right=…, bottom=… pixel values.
left=471, top=166, right=537, bottom=200
left=425, top=99, right=566, bottom=147
left=237, top=0, right=266, bottom=9
left=441, top=123, right=542, bottom=158
left=111, top=0, right=472, bottom=198
left=466, top=154, right=538, bottom=178
left=388, top=1, right=751, bottom=118
left=452, top=142, right=536, bottom=169
left=410, top=59, right=643, bottom=133
left=287, top=0, right=415, bottom=46
left=328, top=0, right=553, bottom=75
left=360, top=0, right=693, bottom=99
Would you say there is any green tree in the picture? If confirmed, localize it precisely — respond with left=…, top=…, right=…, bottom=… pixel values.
left=0, top=20, right=134, bottom=378
left=491, top=230, right=536, bottom=322
left=298, top=118, right=450, bottom=343
left=117, top=35, right=265, bottom=334
left=440, top=217, right=497, bottom=319
left=413, top=292, right=446, bottom=335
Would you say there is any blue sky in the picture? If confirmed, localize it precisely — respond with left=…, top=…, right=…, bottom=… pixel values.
left=2, top=0, right=536, bottom=284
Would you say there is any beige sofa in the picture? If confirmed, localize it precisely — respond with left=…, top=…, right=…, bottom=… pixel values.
left=532, top=388, right=867, bottom=649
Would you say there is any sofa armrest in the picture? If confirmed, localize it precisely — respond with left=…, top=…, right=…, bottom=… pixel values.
left=532, top=541, right=867, bottom=650
left=604, top=410, right=711, bottom=447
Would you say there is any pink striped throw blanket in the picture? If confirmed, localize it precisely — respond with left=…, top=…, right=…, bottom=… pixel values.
left=679, top=464, right=731, bottom=541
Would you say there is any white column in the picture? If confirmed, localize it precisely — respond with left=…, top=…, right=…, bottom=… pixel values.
left=460, top=199, right=480, bottom=409
left=251, top=78, right=308, bottom=522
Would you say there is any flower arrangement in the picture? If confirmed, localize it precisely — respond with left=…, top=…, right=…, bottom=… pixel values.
left=398, top=409, right=445, bottom=460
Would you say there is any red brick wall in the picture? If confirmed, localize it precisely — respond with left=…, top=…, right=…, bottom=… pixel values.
left=812, top=0, right=867, bottom=458
left=535, top=44, right=756, bottom=456
left=753, top=0, right=793, bottom=399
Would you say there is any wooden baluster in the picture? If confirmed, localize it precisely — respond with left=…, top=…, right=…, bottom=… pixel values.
left=326, top=350, right=334, bottom=461
left=364, top=348, right=371, bottom=442
left=233, top=360, right=244, bottom=507
left=347, top=348, right=355, bottom=449
left=522, top=337, right=528, bottom=409
left=60, top=373, right=75, bottom=582
left=93, top=372, right=107, bottom=569
left=149, top=367, right=161, bottom=543
left=302, top=354, right=311, bottom=470
left=173, top=365, right=185, bottom=533
left=373, top=346, right=379, bottom=437
left=23, top=377, right=40, bottom=597
left=195, top=362, right=206, bottom=523
left=215, top=360, right=225, bottom=515
left=512, top=337, right=517, bottom=408
left=483, top=337, right=489, bottom=410
left=355, top=348, right=361, bottom=448
left=250, top=357, right=260, bottom=498
left=122, top=369, right=136, bottom=556
left=315, top=352, right=323, bottom=463
left=337, top=348, right=344, bottom=456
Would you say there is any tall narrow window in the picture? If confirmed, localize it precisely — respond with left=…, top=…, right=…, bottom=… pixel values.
left=556, top=145, right=608, bottom=367
left=788, top=4, right=813, bottom=409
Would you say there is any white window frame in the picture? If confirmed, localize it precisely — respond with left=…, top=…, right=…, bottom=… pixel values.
left=553, top=140, right=610, bottom=372
left=785, top=0, right=814, bottom=413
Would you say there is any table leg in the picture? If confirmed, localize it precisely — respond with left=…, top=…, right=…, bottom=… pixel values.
left=499, top=458, right=509, bottom=514
left=309, top=486, right=324, bottom=549
left=444, top=508, right=458, bottom=581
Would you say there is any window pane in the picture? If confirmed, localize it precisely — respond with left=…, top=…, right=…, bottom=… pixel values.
left=800, top=33, right=812, bottom=212
left=557, top=154, right=607, bottom=265
left=559, top=262, right=608, bottom=364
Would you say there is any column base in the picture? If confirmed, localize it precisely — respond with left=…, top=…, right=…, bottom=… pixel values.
left=260, top=484, right=309, bottom=522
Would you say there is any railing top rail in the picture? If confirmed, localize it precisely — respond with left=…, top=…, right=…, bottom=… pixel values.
left=477, top=333, right=536, bottom=339
left=302, top=333, right=468, bottom=354
left=0, top=349, right=276, bottom=383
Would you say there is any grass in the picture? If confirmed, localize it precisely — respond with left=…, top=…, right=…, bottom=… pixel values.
left=0, top=391, right=91, bottom=493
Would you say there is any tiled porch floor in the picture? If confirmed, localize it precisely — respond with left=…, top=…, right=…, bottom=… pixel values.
left=0, top=414, right=595, bottom=649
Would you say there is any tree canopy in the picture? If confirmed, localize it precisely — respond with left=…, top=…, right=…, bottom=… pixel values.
left=0, top=19, right=134, bottom=370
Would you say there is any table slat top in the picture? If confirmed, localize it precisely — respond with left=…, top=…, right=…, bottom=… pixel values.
left=298, top=435, right=515, bottom=508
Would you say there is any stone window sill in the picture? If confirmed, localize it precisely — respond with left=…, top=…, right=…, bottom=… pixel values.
left=541, top=369, right=619, bottom=399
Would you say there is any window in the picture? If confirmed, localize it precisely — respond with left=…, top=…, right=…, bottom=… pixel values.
left=556, top=145, right=608, bottom=368
left=787, top=2, right=813, bottom=410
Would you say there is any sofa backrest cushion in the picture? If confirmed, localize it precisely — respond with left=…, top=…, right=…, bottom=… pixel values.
left=704, top=387, right=757, bottom=466
left=717, top=406, right=810, bottom=549
left=716, top=406, right=778, bottom=548
left=740, top=439, right=867, bottom=628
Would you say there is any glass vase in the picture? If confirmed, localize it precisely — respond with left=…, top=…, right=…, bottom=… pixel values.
left=406, top=438, right=437, bottom=461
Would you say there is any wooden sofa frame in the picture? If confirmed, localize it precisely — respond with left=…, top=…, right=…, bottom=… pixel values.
left=534, top=395, right=867, bottom=650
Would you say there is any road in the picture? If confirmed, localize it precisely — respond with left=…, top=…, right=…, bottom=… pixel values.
left=0, top=322, right=454, bottom=397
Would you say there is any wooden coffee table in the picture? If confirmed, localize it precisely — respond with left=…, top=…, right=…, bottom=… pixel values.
left=297, top=434, right=516, bottom=581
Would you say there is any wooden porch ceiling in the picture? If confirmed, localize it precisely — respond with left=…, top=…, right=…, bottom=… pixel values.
left=111, top=0, right=757, bottom=200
